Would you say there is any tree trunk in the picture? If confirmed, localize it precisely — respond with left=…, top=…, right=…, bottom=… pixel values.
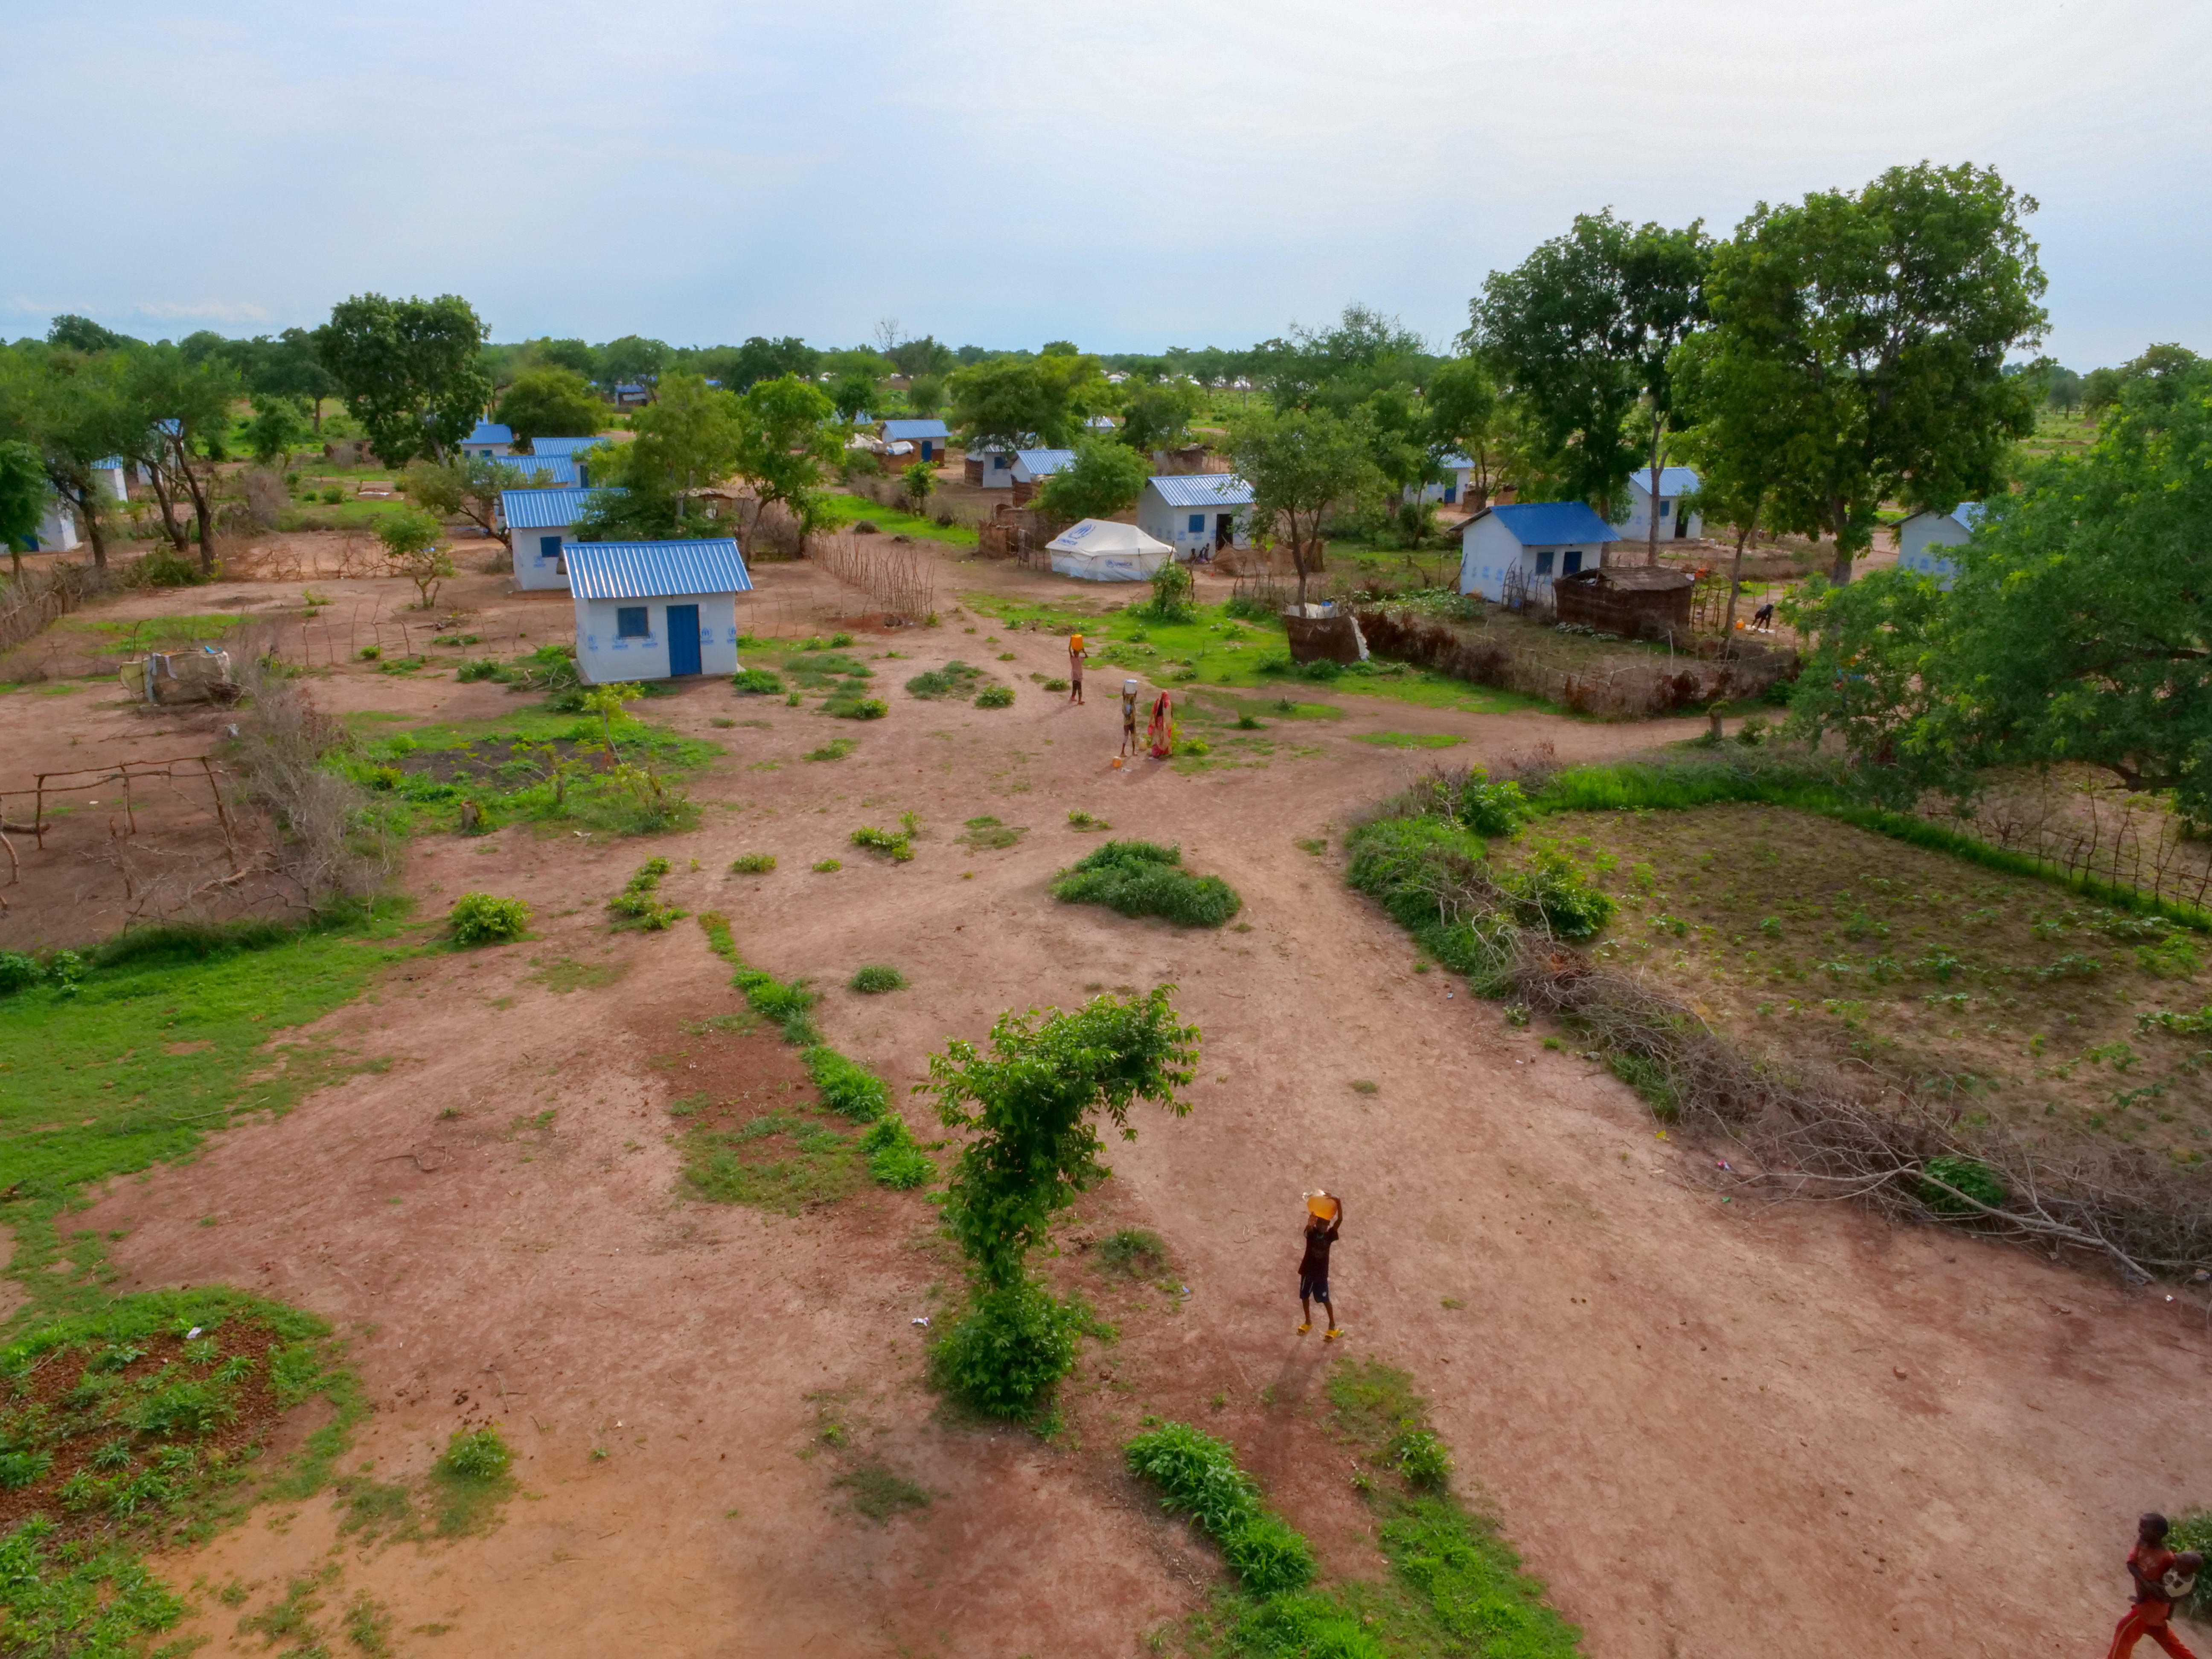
left=1830, top=547, right=1854, bottom=585
left=1720, top=518, right=1753, bottom=650
left=175, top=457, right=216, bottom=576
left=79, top=488, right=108, bottom=570
left=310, top=396, right=323, bottom=435
left=148, top=467, right=187, bottom=551
left=1646, top=417, right=1664, bottom=566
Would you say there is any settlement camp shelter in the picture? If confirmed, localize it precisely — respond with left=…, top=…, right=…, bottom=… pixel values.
left=1138, top=474, right=1254, bottom=559
left=493, top=454, right=586, bottom=488
left=1458, top=501, right=1619, bottom=602
left=501, top=487, right=605, bottom=591
left=1615, top=466, right=1703, bottom=541
left=461, top=422, right=514, bottom=460
left=1895, top=502, right=1982, bottom=591
left=567, top=540, right=752, bottom=685
left=1045, top=518, right=1172, bottom=582
left=1010, top=449, right=1074, bottom=505
left=965, top=447, right=1017, bottom=488
left=1404, top=453, right=1475, bottom=506
left=881, top=419, right=949, bottom=464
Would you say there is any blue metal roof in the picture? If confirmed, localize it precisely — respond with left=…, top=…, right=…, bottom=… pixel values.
left=466, top=421, right=513, bottom=445
left=1147, top=473, right=1255, bottom=508
left=1016, top=448, right=1076, bottom=476
left=1624, top=466, right=1699, bottom=497
left=1952, top=501, right=1985, bottom=529
left=882, top=419, right=948, bottom=441
left=494, top=455, right=579, bottom=486
left=500, top=487, right=603, bottom=529
left=92, top=456, right=125, bottom=470
left=1437, top=452, right=1473, bottom=470
left=520, top=435, right=602, bottom=456
left=566, top=539, right=753, bottom=600
left=1476, top=502, right=1621, bottom=546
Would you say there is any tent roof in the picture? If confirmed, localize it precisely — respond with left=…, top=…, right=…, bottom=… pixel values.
left=1044, top=518, right=1173, bottom=556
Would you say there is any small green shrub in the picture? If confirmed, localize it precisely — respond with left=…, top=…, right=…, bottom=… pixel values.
left=729, top=853, right=777, bottom=873
left=905, top=661, right=984, bottom=700
left=1502, top=851, right=1615, bottom=940
left=1919, top=1155, right=2007, bottom=1215
left=805, top=738, right=856, bottom=761
left=358, top=644, right=381, bottom=661
left=732, top=667, right=784, bottom=695
left=850, top=964, right=906, bottom=993
left=803, top=1046, right=888, bottom=1121
left=1050, top=840, right=1242, bottom=928
left=861, top=1115, right=934, bottom=1189
left=1607, top=1051, right=1678, bottom=1119
left=851, top=824, right=915, bottom=862
left=1096, top=1227, right=1167, bottom=1276
left=455, top=658, right=502, bottom=682
left=609, top=856, right=682, bottom=929
left=448, top=892, right=531, bottom=946
left=931, top=1279, right=1084, bottom=1418
left=827, top=691, right=889, bottom=720
left=1123, top=1421, right=1316, bottom=1596
left=974, top=684, right=1015, bottom=709
left=1388, top=1428, right=1454, bottom=1489
left=812, top=857, right=841, bottom=872
left=439, top=1428, right=511, bottom=1481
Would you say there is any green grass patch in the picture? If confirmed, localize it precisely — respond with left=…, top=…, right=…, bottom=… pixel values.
left=61, top=613, right=241, bottom=658
left=426, top=1427, right=516, bottom=1537
left=1353, top=731, right=1468, bottom=750
left=819, top=493, right=979, bottom=547
left=524, top=955, right=627, bottom=993
left=905, top=661, right=987, bottom=701
left=832, top=1458, right=932, bottom=1523
left=1, top=913, right=415, bottom=1331
left=1051, top=841, right=1243, bottom=928
left=849, top=964, right=906, bottom=994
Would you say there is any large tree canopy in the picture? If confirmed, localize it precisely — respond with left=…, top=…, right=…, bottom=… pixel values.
left=1227, top=404, right=1380, bottom=608
left=1787, top=359, right=2212, bottom=821
left=1698, top=162, right=2046, bottom=582
left=731, top=373, right=840, bottom=537
left=575, top=371, right=742, bottom=541
left=947, top=350, right=1107, bottom=452
left=495, top=368, right=604, bottom=447
left=1034, top=437, right=1148, bottom=523
left=314, top=293, right=491, bottom=466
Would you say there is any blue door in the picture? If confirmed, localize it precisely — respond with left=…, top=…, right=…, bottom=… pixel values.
left=921, top=440, right=934, bottom=461
left=667, top=605, right=701, bottom=676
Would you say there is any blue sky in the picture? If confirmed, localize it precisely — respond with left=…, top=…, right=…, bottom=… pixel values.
left=3, top=0, right=2205, bottom=367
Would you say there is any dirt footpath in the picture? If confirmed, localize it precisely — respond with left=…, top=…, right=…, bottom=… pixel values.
left=44, top=572, right=2212, bottom=1657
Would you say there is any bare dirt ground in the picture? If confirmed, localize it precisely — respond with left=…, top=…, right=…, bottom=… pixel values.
left=15, top=543, right=2212, bottom=1656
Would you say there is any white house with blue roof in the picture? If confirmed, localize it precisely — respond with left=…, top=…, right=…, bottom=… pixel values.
left=518, top=435, right=603, bottom=460
left=1895, top=502, right=1982, bottom=591
left=1010, top=448, right=1075, bottom=502
left=1138, top=474, right=1254, bottom=559
left=1616, top=466, right=1702, bottom=541
left=500, top=487, right=608, bottom=591
left=1405, top=453, right=1476, bottom=507
left=461, top=422, right=514, bottom=460
left=1458, top=502, right=1619, bottom=602
left=491, top=454, right=584, bottom=488
left=882, top=419, right=949, bottom=464
left=567, top=540, right=752, bottom=684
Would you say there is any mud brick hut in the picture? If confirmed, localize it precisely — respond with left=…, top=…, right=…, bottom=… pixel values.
left=1552, top=565, right=1695, bottom=640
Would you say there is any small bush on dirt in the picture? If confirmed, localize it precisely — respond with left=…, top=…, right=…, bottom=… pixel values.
left=1918, top=1155, right=2007, bottom=1215
left=429, top=1427, right=515, bottom=1537
left=1067, top=809, right=1109, bottom=832
left=805, top=738, right=856, bottom=762
left=448, top=893, right=531, bottom=946
left=1096, top=1227, right=1167, bottom=1276
left=733, top=667, right=784, bottom=695
left=812, top=857, right=841, bottom=872
left=850, top=964, right=906, bottom=993
left=861, top=1115, right=934, bottom=1188
left=852, top=824, right=914, bottom=862
left=958, top=815, right=1025, bottom=851
left=974, top=684, right=1015, bottom=709
left=803, top=1045, right=888, bottom=1121
left=1500, top=850, right=1614, bottom=940
left=930, top=1279, right=1087, bottom=1419
left=1388, top=1428, right=1453, bottom=1490
left=1051, top=840, right=1242, bottom=928
left=730, top=853, right=777, bottom=873
left=825, top=689, right=889, bottom=720
left=1124, top=1421, right=1315, bottom=1595
left=439, top=1428, right=510, bottom=1481
left=905, top=661, right=985, bottom=701
left=609, top=857, right=682, bottom=929
left=456, top=658, right=501, bottom=682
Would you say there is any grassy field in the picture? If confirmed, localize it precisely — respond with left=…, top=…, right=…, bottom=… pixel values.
left=1501, top=800, right=2212, bottom=1157
left=819, top=492, right=979, bottom=547
left=959, top=594, right=1553, bottom=716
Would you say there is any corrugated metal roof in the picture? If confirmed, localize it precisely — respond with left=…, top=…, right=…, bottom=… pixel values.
left=496, top=455, right=579, bottom=486
left=1015, top=448, right=1076, bottom=476
left=882, top=419, right=949, bottom=440
left=1147, top=473, right=1255, bottom=507
left=520, top=435, right=602, bottom=456
left=1474, top=502, right=1621, bottom=546
left=1623, top=466, right=1700, bottom=497
left=1437, top=452, right=1473, bottom=469
left=92, top=456, right=124, bottom=470
left=466, top=421, right=513, bottom=445
left=1952, top=501, right=1985, bottom=529
left=500, top=487, right=603, bottom=529
left=566, top=539, right=753, bottom=600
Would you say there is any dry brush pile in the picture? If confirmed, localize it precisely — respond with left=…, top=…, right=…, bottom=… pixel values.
left=1350, top=764, right=2212, bottom=1283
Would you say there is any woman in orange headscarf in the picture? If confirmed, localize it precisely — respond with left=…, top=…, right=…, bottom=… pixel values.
left=1147, top=690, right=1174, bottom=759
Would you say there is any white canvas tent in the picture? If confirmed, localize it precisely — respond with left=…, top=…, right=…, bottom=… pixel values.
left=1045, top=519, right=1172, bottom=582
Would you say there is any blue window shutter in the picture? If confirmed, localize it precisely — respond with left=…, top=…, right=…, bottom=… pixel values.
left=539, top=535, right=560, bottom=561
left=1188, top=514, right=1204, bottom=534
left=1563, top=550, right=1583, bottom=574
left=617, top=606, right=649, bottom=639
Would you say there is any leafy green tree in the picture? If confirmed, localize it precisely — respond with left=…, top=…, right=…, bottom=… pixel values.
left=314, top=293, right=491, bottom=466
left=829, top=374, right=876, bottom=422
left=262, top=327, right=339, bottom=433
left=905, top=373, right=945, bottom=419
left=1787, top=358, right=2212, bottom=820
left=575, top=372, right=744, bottom=541
left=128, top=343, right=242, bottom=573
left=734, top=373, right=840, bottom=540
left=376, top=509, right=454, bottom=608
left=47, top=314, right=134, bottom=354
left=900, top=460, right=936, bottom=513
left=887, top=334, right=957, bottom=378
left=947, top=351, right=1107, bottom=454
left=1470, top=210, right=1708, bottom=537
left=1670, top=323, right=1801, bottom=635
left=1118, top=378, right=1203, bottom=453
left=0, top=438, right=47, bottom=576
left=923, top=989, right=1197, bottom=1412
left=405, top=455, right=527, bottom=550
left=244, top=393, right=311, bottom=471
left=1697, top=163, right=2046, bottom=583
left=1262, top=303, right=1431, bottom=413
left=1034, top=437, right=1148, bottom=523
left=1423, top=354, right=1513, bottom=512
left=722, top=335, right=819, bottom=391
left=0, top=345, right=139, bottom=568
left=494, top=368, right=603, bottom=446
left=1226, top=405, right=1380, bottom=607
left=530, top=337, right=600, bottom=379
left=597, top=335, right=670, bottom=389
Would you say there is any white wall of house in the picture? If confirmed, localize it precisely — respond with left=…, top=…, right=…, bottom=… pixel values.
left=94, top=464, right=128, bottom=503
left=975, top=449, right=1016, bottom=489
left=511, top=527, right=574, bottom=591
left=1458, top=517, right=1605, bottom=600
left=33, top=497, right=79, bottom=552
left=1896, top=511, right=1973, bottom=591
left=1136, top=486, right=1252, bottom=559
left=1404, top=465, right=1475, bottom=507
left=1618, top=477, right=1703, bottom=541
left=574, top=592, right=741, bottom=684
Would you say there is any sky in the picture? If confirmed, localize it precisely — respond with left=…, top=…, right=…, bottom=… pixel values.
left=3, top=0, right=2206, bottom=368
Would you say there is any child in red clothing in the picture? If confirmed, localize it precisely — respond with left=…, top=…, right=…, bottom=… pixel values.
left=2109, top=1512, right=2203, bottom=1659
